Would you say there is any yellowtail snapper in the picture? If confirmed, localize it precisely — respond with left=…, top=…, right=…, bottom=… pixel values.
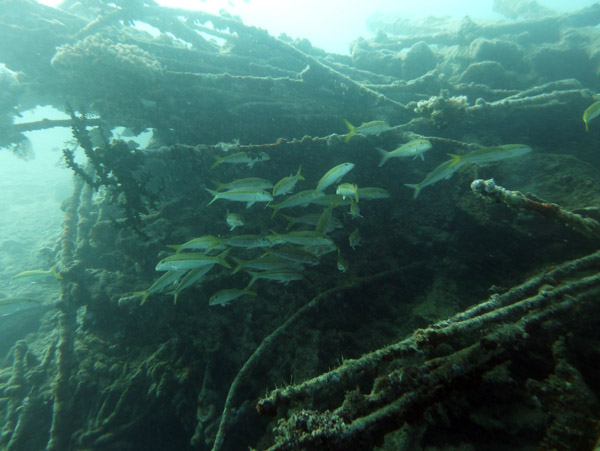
left=273, top=165, right=305, bottom=196
left=155, top=249, right=231, bottom=271
left=336, top=183, right=359, bottom=202
left=220, top=234, right=274, bottom=249
left=268, top=190, right=324, bottom=218
left=226, top=210, right=244, bottom=231
left=210, top=288, right=256, bottom=307
left=168, top=266, right=213, bottom=304
left=206, top=187, right=273, bottom=208
left=376, top=139, right=432, bottom=166
left=211, top=151, right=270, bottom=169
left=245, top=269, right=304, bottom=288
left=344, top=119, right=391, bottom=142
left=212, top=177, right=273, bottom=192
left=583, top=100, right=600, bottom=131
left=404, top=158, right=466, bottom=199
left=270, top=230, right=335, bottom=247
left=448, top=144, right=531, bottom=166
left=349, top=228, right=361, bottom=249
left=11, top=267, right=62, bottom=283
left=134, top=270, right=185, bottom=305
left=315, top=162, right=355, bottom=194
left=169, top=235, right=224, bottom=253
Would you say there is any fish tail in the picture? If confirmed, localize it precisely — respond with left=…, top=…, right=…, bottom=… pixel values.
left=281, top=215, right=294, bottom=230
left=50, top=266, right=63, bottom=280
left=205, top=188, right=219, bottom=206
left=268, top=204, right=278, bottom=219
left=210, top=156, right=222, bottom=169
left=404, top=183, right=421, bottom=199
left=344, top=119, right=355, bottom=142
left=216, top=249, right=232, bottom=269
left=447, top=153, right=463, bottom=166
left=231, top=257, right=244, bottom=275
left=245, top=272, right=258, bottom=289
left=376, top=147, right=389, bottom=167
left=268, top=230, right=281, bottom=245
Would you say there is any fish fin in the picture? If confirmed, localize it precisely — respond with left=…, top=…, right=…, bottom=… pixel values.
left=134, top=290, right=150, bottom=306
left=212, top=180, right=224, bottom=191
left=447, top=153, right=462, bottom=166
left=205, top=188, right=219, bottom=206
left=296, top=165, right=305, bottom=180
left=246, top=290, right=257, bottom=297
left=376, top=147, right=389, bottom=167
left=585, top=121, right=589, bottom=132
left=168, top=290, right=180, bottom=305
left=344, top=119, right=355, bottom=142
left=420, top=153, right=425, bottom=161
left=166, top=244, right=181, bottom=252
left=403, top=183, right=421, bottom=199
left=210, top=156, right=222, bottom=169
left=246, top=200, right=255, bottom=208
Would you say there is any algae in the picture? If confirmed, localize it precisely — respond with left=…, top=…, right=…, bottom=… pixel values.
left=0, top=1, right=599, bottom=450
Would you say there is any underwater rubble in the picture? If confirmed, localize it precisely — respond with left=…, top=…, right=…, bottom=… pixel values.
left=1, top=0, right=600, bottom=450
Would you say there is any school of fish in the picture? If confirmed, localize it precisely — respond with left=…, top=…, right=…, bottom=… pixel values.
left=11, top=110, right=550, bottom=309
left=128, top=119, right=537, bottom=307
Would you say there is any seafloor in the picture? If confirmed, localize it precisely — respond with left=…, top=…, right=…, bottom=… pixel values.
left=1, top=1, right=600, bottom=450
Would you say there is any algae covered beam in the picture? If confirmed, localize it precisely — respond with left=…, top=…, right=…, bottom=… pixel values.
left=255, top=252, right=600, bottom=449
left=12, top=117, right=101, bottom=133
left=470, top=178, right=600, bottom=240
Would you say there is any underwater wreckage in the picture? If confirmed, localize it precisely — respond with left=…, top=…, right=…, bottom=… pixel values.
left=2, top=0, right=600, bottom=449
